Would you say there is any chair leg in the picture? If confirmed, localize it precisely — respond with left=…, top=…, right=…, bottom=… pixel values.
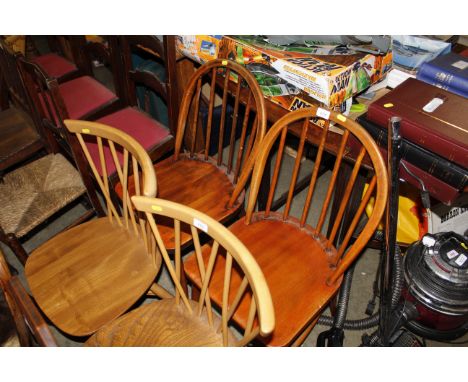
left=290, top=316, right=320, bottom=347
left=0, top=230, right=28, bottom=266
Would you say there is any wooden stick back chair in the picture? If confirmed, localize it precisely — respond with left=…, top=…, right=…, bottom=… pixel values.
left=184, top=106, right=388, bottom=346
left=137, top=58, right=267, bottom=250
left=24, top=120, right=160, bottom=337
left=86, top=196, right=275, bottom=346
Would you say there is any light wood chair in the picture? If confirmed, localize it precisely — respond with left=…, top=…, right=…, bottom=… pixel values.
left=184, top=106, right=389, bottom=346
left=85, top=196, right=274, bottom=346
left=0, top=247, right=57, bottom=346
left=24, top=120, right=160, bottom=337
left=117, top=58, right=267, bottom=250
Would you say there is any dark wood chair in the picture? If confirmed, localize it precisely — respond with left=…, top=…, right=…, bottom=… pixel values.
left=184, top=106, right=389, bottom=346
left=0, top=40, right=98, bottom=265
left=2, top=35, right=81, bottom=84
left=18, top=51, right=121, bottom=135
left=90, top=36, right=178, bottom=169
left=0, top=247, right=57, bottom=346
left=118, top=58, right=267, bottom=251
left=85, top=196, right=275, bottom=346
left=24, top=120, right=159, bottom=337
left=0, top=39, right=46, bottom=173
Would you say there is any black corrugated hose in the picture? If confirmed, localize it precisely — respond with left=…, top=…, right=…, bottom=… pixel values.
left=317, top=238, right=403, bottom=330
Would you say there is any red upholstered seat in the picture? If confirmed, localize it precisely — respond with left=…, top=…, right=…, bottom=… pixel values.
left=58, top=76, right=117, bottom=119
left=85, top=107, right=171, bottom=176
left=31, top=53, right=77, bottom=80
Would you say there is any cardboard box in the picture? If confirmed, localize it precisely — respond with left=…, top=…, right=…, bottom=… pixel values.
left=218, top=35, right=393, bottom=109
left=176, top=35, right=222, bottom=64
left=430, top=193, right=468, bottom=236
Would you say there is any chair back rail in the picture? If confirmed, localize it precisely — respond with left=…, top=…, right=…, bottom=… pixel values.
left=64, top=119, right=157, bottom=262
left=174, top=59, right=267, bottom=193
left=245, top=106, right=388, bottom=285
left=119, top=35, right=179, bottom=137
left=0, top=39, right=38, bottom=115
left=131, top=196, right=275, bottom=345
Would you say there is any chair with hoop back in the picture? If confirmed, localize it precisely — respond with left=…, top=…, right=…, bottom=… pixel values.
left=85, top=196, right=275, bottom=347
left=117, top=58, right=267, bottom=251
left=184, top=106, right=389, bottom=346
left=24, top=120, right=160, bottom=337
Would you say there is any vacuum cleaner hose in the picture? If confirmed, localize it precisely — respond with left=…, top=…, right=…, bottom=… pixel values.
left=318, top=237, right=403, bottom=330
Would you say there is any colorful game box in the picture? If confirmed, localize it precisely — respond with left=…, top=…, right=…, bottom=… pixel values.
left=217, top=36, right=393, bottom=109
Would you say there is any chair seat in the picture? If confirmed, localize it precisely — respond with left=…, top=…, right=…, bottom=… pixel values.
left=58, top=75, right=117, bottom=119
left=31, top=53, right=77, bottom=80
left=0, top=153, right=85, bottom=237
left=0, top=106, right=42, bottom=170
left=25, top=217, right=157, bottom=337
left=88, top=107, right=172, bottom=176
left=85, top=299, right=225, bottom=346
left=115, top=154, right=244, bottom=250
left=184, top=211, right=342, bottom=346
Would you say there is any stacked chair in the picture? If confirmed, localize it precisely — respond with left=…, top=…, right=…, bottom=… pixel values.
left=0, top=36, right=389, bottom=347
left=116, top=58, right=267, bottom=252
left=18, top=36, right=178, bottom=206
left=3, top=35, right=81, bottom=84
left=0, top=39, right=93, bottom=265
left=184, top=106, right=388, bottom=346
left=2, top=119, right=274, bottom=347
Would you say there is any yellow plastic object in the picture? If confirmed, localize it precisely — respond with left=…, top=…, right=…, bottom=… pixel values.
left=364, top=182, right=428, bottom=244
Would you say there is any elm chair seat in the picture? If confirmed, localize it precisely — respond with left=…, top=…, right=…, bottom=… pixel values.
left=184, top=107, right=388, bottom=347
left=114, top=154, right=244, bottom=250
left=184, top=212, right=341, bottom=347
left=31, top=53, right=77, bottom=80
left=25, top=217, right=156, bottom=336
left=58, top=75, right=117, bottom=119
left=24, top=120, right=160, bottom=338
left=85, top=299, right=227, bottom=347
left=0, top=153, right=86, bottom=238
left=85, top=106, right=171, bottom=177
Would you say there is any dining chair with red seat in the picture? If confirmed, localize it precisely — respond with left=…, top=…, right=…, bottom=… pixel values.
left=19, top=36, right=177, bottom=197
left=116, top=58, right=267, bottom=251
left=2, top=35, right=81, bottom=84
left=0, top=39, right=98, bottom=266
left=92, top=35, right=179, bottom=165
left=19, top=56, right=119, bottom=121
left=183, top=106, right=389, bottom=346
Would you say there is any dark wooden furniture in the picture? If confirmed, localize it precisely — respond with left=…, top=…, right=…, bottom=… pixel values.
left=0, top=40, right=45, bottom=173
left=24, top=120, right=159, bottom=337
left=117, top=58, right=267, bottom=251
left=0, top=247, right=57, bottom=346
left=86, top=196, right=274, bottom=346
left=18, top=52, right=121, bottom=147
left=0, top=40, right=97, bottom=265
left=92, top=36, right=178, bottom=167
left=2, top=36, right=81, bottom=84
left=184, top=106, right=389, bottom=346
